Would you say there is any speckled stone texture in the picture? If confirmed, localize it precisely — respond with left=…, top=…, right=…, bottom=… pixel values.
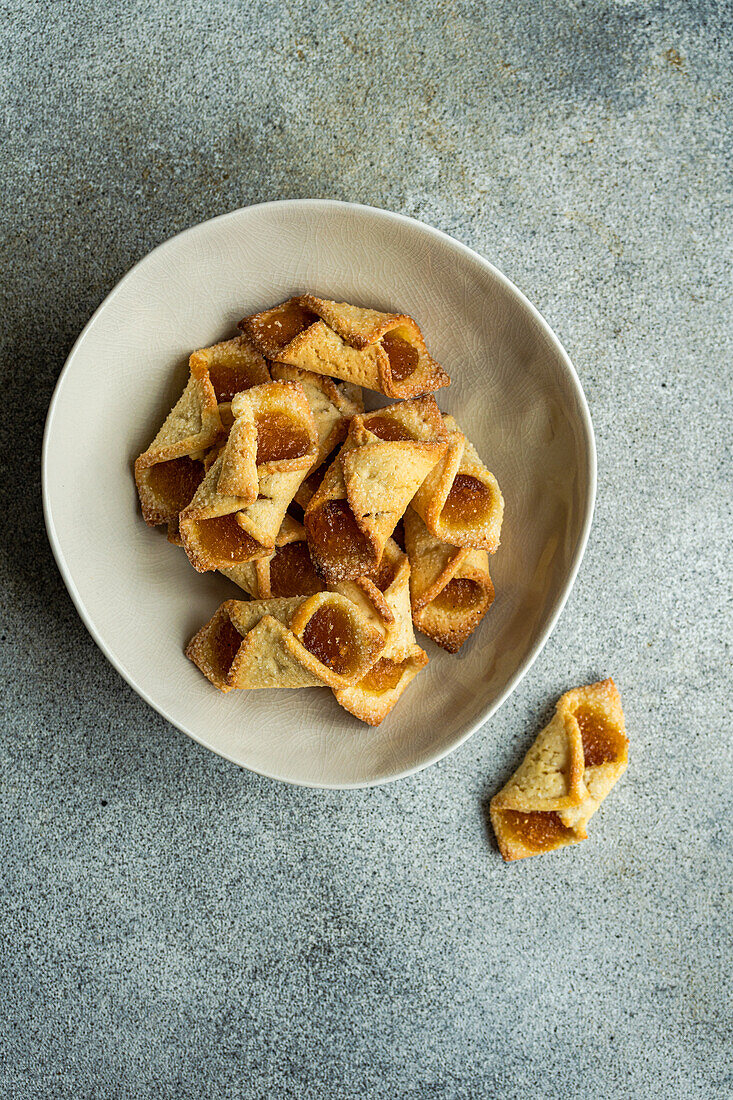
left=1, top=1, right=731, bottom=1097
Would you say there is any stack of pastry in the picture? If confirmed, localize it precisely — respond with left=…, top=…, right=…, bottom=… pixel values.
left=134, top=295, right=505, bottom=724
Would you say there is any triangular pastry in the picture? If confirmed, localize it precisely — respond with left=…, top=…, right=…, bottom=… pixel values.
left=490, top=679, right=628, bottom=861
left=186, top=592, right=385, bottom=692
left=179, top=381, right=319, bottom=571
left=221, top=516, right=324, bottom=599
left=304, top=398, right=448, bottom=582
left=331, top=540, right=429, bottom=725
left=404, top=508, right=495, bottom=652
left=240, top=295, right=450, bottom=399
left=411, top=414, right=504, bottom=552
left=134, top=357, right=222, bottom=526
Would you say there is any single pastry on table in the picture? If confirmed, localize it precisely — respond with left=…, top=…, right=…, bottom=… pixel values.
left=179, top=380, right=319, bottom=571
left=304, top=397, right=448, bottom=582
left=403, top=508, right=494, bottom=653
left=240, top=295, right=450, bottom=399
left=186, top=592, right=386, bottom=693
left=411, top=413, right=504, bottom=552
left=490, top=679, right=628, bottom=862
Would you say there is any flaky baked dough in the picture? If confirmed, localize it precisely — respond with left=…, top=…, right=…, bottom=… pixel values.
left=240, top=295, right=450, bottom=399
left=269, top=363, right=363, bottom=467
left=180, top=381, right=319, bottom=571
left=490, top=679, right=628, bottom=861
left=186, top=592, right=385, bottom=693
left=304, top=398, right=448, bottom=582
left=134, top=358, right=222, bottom=526
left=404, top=508, right=495, bottom=652
left=332, top=541, right=428, bottom=724
left=189, top=334, right=270, bottom=420
left=411, top=414, right=504, bottom=552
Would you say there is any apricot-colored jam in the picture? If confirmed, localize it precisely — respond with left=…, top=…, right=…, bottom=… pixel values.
left=370, top=554, right=398, bottom=592
left=365, top=414, right=414, bottom=442
left=360, top=657, right=404, bottom=693
left=208, top=361, right=261, bottom=403
left=212, top=615, right=243, bottom=680
left=195, top=514, right=262, bottom=563
left=269, top=541, right=323, bottom=597
left=306, top=500, right=374, bottom=576
left=256, top=412, right=311, bottom=463
left=302, top=604, right=359, bottom=676
left=381, top=332, right=419, bottom=383
left=148, top=456, right=204, bottom=512
left=502, top=810, right=572, bottom=851
left=574, top=705, right=622, bottom=767
left=255, top=302, right=317, bottom=352
left=431, top=577, right=482, bottom=612
left=442, top=474, right=494, bottom=529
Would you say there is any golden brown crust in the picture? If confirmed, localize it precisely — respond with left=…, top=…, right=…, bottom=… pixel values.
left=304, top=398, right=448, bottom=583
left=186, top=593, right=386, bottom=692
left=269, top=363, right=362, bottom=467
left=240, top=296, right=450, bottom=399
left=189, top=334, right=270, bottom=405
left=490, top=680, right=628, bottom=861
left=411, top=414, right=504, bottom=552
left=404, top=508, right=495, bottom=652
left=179, top=381, right=319, bottom=572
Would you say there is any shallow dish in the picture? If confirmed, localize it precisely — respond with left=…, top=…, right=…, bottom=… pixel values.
left=43, top=200, right=595, bottom=788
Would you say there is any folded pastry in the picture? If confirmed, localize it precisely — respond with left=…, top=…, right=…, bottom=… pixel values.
left=404, top=508, right=495, bottom=652
left=240, top=295, right=450, bottom=399
left=331, top=540, right=428, bottom=725
left=221, top=516, right=324, bottom=599
left=269, top=363, right=363, bottom=466
left=189, top=334, right=270, bottom=427
left=186, top=592, right=385, bottom=692
left=490, top=679, right=628, bottom=861
left=134, top=357, right=222, bottom=526
left=304, top=397, right=448, bottom=582
left=180, top=381, right=319, bottom=571
left=411, top=414, right=504, bottom=552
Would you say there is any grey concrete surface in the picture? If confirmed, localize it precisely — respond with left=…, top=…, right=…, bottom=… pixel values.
left=1, top=1, right=731, bottom=1097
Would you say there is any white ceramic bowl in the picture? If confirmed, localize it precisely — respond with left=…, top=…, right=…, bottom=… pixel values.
left=43, top=200, right=595, bottom=788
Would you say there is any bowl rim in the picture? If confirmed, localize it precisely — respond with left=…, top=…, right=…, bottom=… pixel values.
left=42, top=198, right=597, bottom=789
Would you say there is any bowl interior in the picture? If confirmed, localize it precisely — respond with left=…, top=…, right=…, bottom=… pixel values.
left=43, top=200, right=594, bottom=787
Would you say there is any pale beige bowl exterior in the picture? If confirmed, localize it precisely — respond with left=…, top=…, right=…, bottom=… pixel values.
left=43, top=200, right=596, bottom=788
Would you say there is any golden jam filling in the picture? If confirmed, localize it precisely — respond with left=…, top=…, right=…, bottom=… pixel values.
left=360, top=658, right=404, bottom=693
left=307, top=500, right=374, bottom=575
left=209, top=362, right=261, bottom=403
left=502, top=810, right=572, bottom=851
left=302, top=605, right=359, bottom=677
left=432, top=577, right=482, bottom=613
left=381, top=332, right=419, bottom=382
left=255, top=302, right=317, bottom=351
left=148, top=456, right=204, bottom=512
left=269, top=541, right=323, bottom=598
left=213, top=615, right=243, bottom=680
left=365, top=414, right=414, bottom=442
left=256, top=412, right=311, bottom=463
left=196, top=514, right=261, bottom=563
left=574, top=705, right=622, bottom=767
left=442, top=474, right=494, bottom=529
